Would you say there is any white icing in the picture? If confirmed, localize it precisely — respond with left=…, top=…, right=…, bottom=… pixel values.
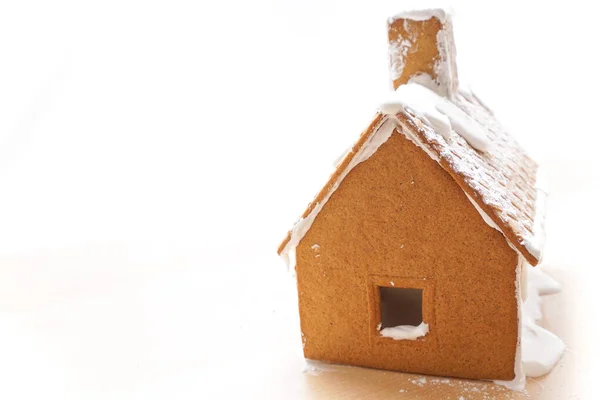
left=302, top=359, right=339, bottom=375
left=458, top=85, right=494, bottom=115
left=520, top=264, right=564, bottom=377
left=464, top=193, right=502, bottom=232
left=380, top=83, right=491, bottom=152
left=394, top=117, right=441, bottom=162
left=332, top=145, right=351, bottom=167
left=494, top=255, right=526, bottom=390
left=380, top=322, right=429, bottom=340
left=285, top=247, right=297, bottom=275
left=387, top=8, right=449, bottom=24
left=279, top=119, right=396, bottom=269
left=408, top=73, right=444, bottom=96
left=495, top=258, right=564, bottom=389
left=522, top=167, right=549, bottom=262
left=433, top=21, right=458, bottom=95
left=388, top=39, right=412, bottom=81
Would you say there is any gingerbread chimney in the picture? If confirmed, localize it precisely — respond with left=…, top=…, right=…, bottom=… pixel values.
left=387, top=9, right=458, bottom=95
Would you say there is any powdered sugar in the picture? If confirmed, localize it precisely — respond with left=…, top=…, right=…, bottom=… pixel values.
left=459, top=85, right=494, bottom=115
left=284, top=81, right=544, bottom=268
left=409, top=376, right=428, bottom=387
left=383, top=88, right=544, bottom=264
left=380, top=82, right=491, bottom=152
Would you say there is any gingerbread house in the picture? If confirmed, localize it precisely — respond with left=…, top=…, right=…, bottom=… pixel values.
left=277, top=9, right=563, bottom=389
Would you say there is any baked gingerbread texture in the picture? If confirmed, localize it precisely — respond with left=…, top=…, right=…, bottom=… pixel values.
left=278, top=9, right=546, bottom=383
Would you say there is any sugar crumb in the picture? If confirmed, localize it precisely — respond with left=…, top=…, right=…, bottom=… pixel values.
left=409, top=377, right=427, bottom=387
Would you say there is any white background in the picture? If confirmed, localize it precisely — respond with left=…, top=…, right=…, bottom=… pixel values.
left=0, top=0, right=598, bottom=398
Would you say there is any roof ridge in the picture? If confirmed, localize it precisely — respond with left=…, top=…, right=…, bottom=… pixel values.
left=278, top=94, right=544, bottom=266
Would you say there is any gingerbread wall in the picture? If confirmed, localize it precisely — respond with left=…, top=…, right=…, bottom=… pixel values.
left=295, top=128, right=519, bottom=380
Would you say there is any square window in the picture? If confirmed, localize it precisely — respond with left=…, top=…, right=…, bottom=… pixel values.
left=368, top=277, right=432, bottom=342
left=379, top=287, right=423, bottom=328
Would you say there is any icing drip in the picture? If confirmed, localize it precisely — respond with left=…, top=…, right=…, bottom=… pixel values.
left=521, top=264, right=564, bottom=377
left=458, top=85, right=494, bottom=115
left=522, top=168, right=549, bottom=262
left=494, top=256, right=526, bottom=390
left=495, top=259, right=564, bottom=390
left=388, top=39, right=412, bottom=81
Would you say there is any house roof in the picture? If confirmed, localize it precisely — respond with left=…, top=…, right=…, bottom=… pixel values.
left=278, top=90, right=546, bottom=266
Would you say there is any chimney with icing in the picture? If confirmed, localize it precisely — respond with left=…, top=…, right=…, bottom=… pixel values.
left=387, top=9, right=458, bottom=95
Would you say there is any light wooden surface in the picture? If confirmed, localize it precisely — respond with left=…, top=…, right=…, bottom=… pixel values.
left=0, top=240, right=579, bottom=400
left=0, top=162, right=595, bottom=399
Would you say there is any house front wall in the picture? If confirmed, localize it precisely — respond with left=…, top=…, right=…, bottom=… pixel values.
left=295, top=128, right=519, bottom=380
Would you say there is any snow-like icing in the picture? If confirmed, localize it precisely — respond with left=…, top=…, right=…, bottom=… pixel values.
left=380, top=322, right=429, bottom=340
left=332, top=145, right=352, bottom=167
left=494, top=258, right=564, bottom=390
left=283, top=79, right=545, bottom=269
left=464, top=193, right=502, bottom=232
left=433, top=18, right=458, bottom=95
left=380, top=82, right=491, bottom=152
left=387, top=8, right=449, bottom=24
left=394, top=115, right=441, bottom=162
left=451, top=95, right=544, bottom=264
left=388, top=39, right=412, bottom=81
left=494, top=256, right=526, bottom=390
left=520, top=264, right=564, bottom=377
left=458, top=85, right=494, bottom=115
left=283, top=247, right=297, bottom=276
left=279, top=119, right=395, bottom=270
left=408, top=73, right=444, bottom=95
left=523, top=168, right=549, bottom=262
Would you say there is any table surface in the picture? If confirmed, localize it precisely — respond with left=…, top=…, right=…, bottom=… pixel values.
left=0, top=161, right=596, bottom=400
